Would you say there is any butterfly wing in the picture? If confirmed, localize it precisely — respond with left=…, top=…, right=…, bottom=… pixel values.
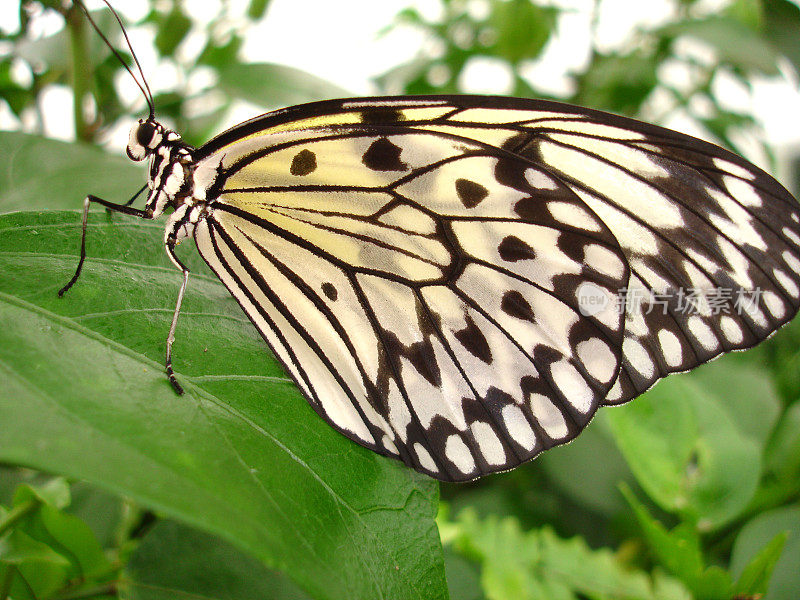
left=191, top=96, right=800, bottom=480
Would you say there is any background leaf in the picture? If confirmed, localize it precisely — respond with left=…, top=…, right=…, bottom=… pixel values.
left=730, top=507, right=800, bottom=600
left=217, top=63, right=352, bottom=109
left=125, top=519, right=311, bottom=600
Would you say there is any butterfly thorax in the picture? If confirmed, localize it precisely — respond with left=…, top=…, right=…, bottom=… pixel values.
left=127, top=118, right=200, bottom=219
left=127, top=118, right=219, bottom=256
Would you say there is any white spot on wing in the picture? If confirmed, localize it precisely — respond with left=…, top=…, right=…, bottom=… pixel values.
left=623, top=337, right=655, bottom=378
left=471, top=421, right=506, bottom=466
left=720, top=316, right=744, bottom=343
left=529, top=393, right=568, bottom=439
left=549, top=360, right=593, bottom=413
left=445, top=434, right=476, bottom=474
left=782, top=250, right=800, bottom=274
left=774, top=268, right=800, bottom=299
left=501, top=405, right=537, bottom=451
left=576, top=338, right=617, bottom=383
left=382, top=435, right=398, bottom=455
left=763, top=291, right=786, bottom=319
left=540, top=139, right=684, bottom=229
left=783, top=227, right=800, bottom=246
left=547, top=201, right=602, bottom=232
left=413, top=443, right=439, bottom=473
left=584, top=244, right=626, bottom=279
left=714, top=157, right=756, bottom=180
left=723, top=175, right=761, bottom=207
left=525, top=168, right=558, bottom=190
left=658, top=330, right=683, bottom=368
left=687, top=316, right=718, bottom=351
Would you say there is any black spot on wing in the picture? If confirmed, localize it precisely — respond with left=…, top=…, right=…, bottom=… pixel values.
left=454, top=313, right=493, bottom=364
left=290, top=149, right=317, bottom=176
left=362, top=137, right=408, bottom=172
left=321, top=282, right=338, bottom=301
left=382, top=330, right=442, bottom=387
left=501, top=290, right=536, bottom=322
left=360, top=107, right=406, bottom=124
left=455, top=178, right=489, bottom=208
left=498, top=235, right=536, bottom=262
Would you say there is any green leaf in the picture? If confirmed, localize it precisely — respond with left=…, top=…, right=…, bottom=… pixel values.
left=448, top=507, right=691, bottom=600
left=13, top=478, right=71, bottom=510
left=608, top=360, right=762, bottom=530
left=764, top=400, right=800, bottom=481
left=621, top=485, right=732, bottom=600
left=733, top=531, right=787, bottom=597
left=67, top=482, right=125, bottom=548
left=0, top=131, right=141, bottom=214
left=607, top=378, right=698, bottom=512
left=154, top=7, right=192, bottom=56
left=573, top=52, right=659, bottom=115
left=539, top=411, right=635, bottom=517
left=0, top=529, right=69, bottom=567
left=0, top=529, right=70, bottom=600
left=4, top=479, right=113, bottom=587
left=659, top=16, right=781, bottom=75
left=443, top=547, right=485, bottom=600
left=726, top=0, right=764, bottom=29
left=248, top=0, right=272, bottom=20
left=35, top=504, right=112, bottom=579
left=197, top=36, right=244, bottom=69
left=731, top=507, right=800, bottom=600
left=686, top=362, right=780, bottom=447
left=126, top=519, right=311, bottom=600
left=217, top=62, right=351, bottom=108
left=0, top=61, right=33, bottom=117
left=764, top=0, right=800, bottom=75
left=487, top=0, right=558, bottom=64
left=0, top=132, right=447, bottom=600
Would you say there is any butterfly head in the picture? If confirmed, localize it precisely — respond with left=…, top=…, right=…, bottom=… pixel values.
left=127, top=118, right=165, bottom=161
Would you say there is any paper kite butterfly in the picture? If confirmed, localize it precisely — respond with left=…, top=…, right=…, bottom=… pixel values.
left=61, top=1, right=800, bottom=481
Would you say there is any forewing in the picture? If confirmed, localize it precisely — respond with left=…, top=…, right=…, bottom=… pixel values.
left=194, top=124, right=628, bottom=481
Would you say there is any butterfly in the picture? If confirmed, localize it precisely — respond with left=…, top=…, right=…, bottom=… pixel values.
left=61, top=1, right=800, bottom=481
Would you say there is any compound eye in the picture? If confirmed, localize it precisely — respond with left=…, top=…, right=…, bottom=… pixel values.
left=136, top=121, right=157, bottom=147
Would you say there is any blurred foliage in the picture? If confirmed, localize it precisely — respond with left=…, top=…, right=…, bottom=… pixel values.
left=2, top=0, right=800, bottom=599
left=379, top=0, right=800, bottom=158
left=0, top=0, right=347, bottom=146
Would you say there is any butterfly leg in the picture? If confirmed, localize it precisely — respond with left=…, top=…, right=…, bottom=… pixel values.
left=164, top=259, right=189, bottom=395
left=59, top=193, right=154, bottom=297
left=162, top=204, right=199, bottom=395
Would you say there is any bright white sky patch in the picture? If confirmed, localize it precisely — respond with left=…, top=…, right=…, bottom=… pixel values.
left=1, top=0, right=799, bottom=165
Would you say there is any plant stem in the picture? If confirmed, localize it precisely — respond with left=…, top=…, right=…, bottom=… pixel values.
left=0, top=498, right=41, bottom=537
left=66, top=3, right=92, bottom=142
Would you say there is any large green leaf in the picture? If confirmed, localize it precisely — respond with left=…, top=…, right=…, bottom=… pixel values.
left=0, top=131, right=141, bottom=214
left=0, top=131, right=447, bottom=600
left=608, top=360, right=763, bottom=530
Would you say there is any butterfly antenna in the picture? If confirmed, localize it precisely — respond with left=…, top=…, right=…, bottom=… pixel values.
left=73, top=0, right=155, bottom=119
